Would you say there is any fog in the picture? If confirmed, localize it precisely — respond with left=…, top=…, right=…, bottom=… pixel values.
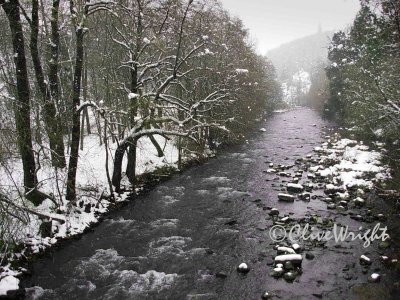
left=219, top=0, right=360, bottom=53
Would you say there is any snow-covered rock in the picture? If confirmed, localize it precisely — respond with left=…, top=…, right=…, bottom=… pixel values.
left=0, top=276, right=19, bottom=296
left=275, top=254, right=302, bottom=265
left=237, top=263, right=250, bottom=273
left=360, top=255, right=372, bottom=265
left=278, top=193, right=295, bottom=202
left=268, top=208, right=279, bottom=216
left=369, top=273, right=380, bottom=283
left=286, top=183, right=304, bottom=193
left=277, top=246, right=296, bottom=254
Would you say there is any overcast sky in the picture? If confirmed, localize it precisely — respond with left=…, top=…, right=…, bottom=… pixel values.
left=219, top=0, right=361, bottom=54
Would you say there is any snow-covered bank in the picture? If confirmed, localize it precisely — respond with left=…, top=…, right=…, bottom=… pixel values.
left=0, top=133, right=180, bottom=296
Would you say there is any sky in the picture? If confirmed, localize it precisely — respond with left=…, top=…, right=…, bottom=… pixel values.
left=219, top=0, right=361, bottom=54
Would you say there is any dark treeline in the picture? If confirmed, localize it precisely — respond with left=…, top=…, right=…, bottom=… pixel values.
left=0, top=0, right=281, bottom=208
left=325, top=0, right=400, bottom=143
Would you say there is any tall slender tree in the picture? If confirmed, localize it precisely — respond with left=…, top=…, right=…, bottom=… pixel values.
left=27, top=0, right=66, bottom=168
left=1, top=0, right=45, bottom=205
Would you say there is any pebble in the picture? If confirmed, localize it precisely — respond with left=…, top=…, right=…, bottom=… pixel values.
left=275, top=254, right=303, bottom=266
left=284, top=261, right=294, bottom=270
left=237, top=263, right=250, bottom=273
left=269, top=208, right=280, bottom=216
left=270, top=267, right=284, bottom=278
left=375, top=214, right=387, bottom=222
left=261, top=291, right=273, bottom=299
left=305, top=253, right=315, bottom=260
left=283, top=271, right=297, bottom=282
left=292, top=243, right=301, bottom=252
left=327, top=204, right=336, bottom=210
left=278, top=193, right=295, bottom=202
left=336, top=205, right=346, bottom=212
left=378, top=241, right=390, bottom=249
left=277, top=246, right=296, bottom=254
left=369, top=273, right=380, bottom=283
left=287, top=183, right=304, bottom=193
left=216, top=272, right=228, bottom=278
left=360, top=255, right=372, bottom=266
left=280, top=216, right=290, bottom=223
left=354, top=197, right=365, bottom=206
left=299, top=192, right=311, bottom=201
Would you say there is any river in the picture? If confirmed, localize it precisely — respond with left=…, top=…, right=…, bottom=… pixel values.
left=22, top=108, right=399, bottom=299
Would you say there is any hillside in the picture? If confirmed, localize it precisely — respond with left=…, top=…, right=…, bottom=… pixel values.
left=267, top=31, right=333, bottom=105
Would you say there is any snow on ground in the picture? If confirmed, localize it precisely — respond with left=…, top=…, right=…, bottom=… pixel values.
left=313, top=134, right=390, bottom=189
left=0, top=133, right=179, bottom=295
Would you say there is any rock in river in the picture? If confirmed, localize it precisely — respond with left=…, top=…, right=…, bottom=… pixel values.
left=278, top=193, right=295, bottom=202
left=277, top=246, right=296, bottom=255
left=369, top=273, right=380, bottom=283
left=360, top=255, right=372, bottom=266
left=283, top=271, right=297, bottom=282
left=237, top=263, right=250, bottom=274
left=269, top=208, right=279, bottom=216
left=275, top=254, right=303, bottom=266
left=261, top=291, right=273, bottom=299
left=287, top=183, right=304, bottom=193
left=270, top=267, right=284, bottom=278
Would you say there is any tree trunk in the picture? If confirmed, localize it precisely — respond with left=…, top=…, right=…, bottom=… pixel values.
left=1, top=0, right=45, bottom=205
left=30, top=0, right=66, bottom=168
left=112, top=142, right=129, bottom=193
left=126, top=6, right=143, bottom=184
left=149, top=134, right=164, bottom=157
left=126, top=138, right=138, bottom=184
left=126, top=65, right=139, bottom=184
left=66, top=27, right=84, bottom=201
left=104, top=118, right=113, bottom=197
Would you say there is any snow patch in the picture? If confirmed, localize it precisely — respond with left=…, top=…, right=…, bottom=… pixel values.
left=0, top=276, right=19, bottom=296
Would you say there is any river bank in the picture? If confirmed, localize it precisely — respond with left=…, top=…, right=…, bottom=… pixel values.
left=13, top=108, right=399, bottom=299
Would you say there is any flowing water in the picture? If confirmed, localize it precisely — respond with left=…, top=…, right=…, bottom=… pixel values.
left=23, top=108, right=400, bottom=299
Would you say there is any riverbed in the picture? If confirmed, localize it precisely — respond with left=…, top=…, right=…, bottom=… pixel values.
left=23, top=108, right=400, bottom=300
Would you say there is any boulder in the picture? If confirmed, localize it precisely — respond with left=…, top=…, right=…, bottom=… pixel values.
left=283, top=271, right=297, bottom=282
left=237, top=263, right=250, bottom=273
left=287, top=183, right=304, bottom=193
left=278, top=193, right=295, bottom=202
left=368, top=273, right=380, bottom=283
left=360, top=255, right=372, bottom=266
left=268, top=208, right=279, bottom=216
left=275, top=254, right=302, bottom=266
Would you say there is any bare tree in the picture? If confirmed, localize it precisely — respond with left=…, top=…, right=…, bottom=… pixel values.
left=22, top=0, right=66, bottom=168
left=66, top=0, right=115, bottom=201
left=1, top=0, right=46, bottom=205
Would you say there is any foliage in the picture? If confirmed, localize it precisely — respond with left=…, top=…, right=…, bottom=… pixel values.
left=326, top=0, right=400, bottom=142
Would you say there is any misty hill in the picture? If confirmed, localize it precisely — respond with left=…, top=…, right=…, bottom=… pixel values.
left=266, top=31, right=333, bottom=105
left=267, top=30, right=333, bottom=82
